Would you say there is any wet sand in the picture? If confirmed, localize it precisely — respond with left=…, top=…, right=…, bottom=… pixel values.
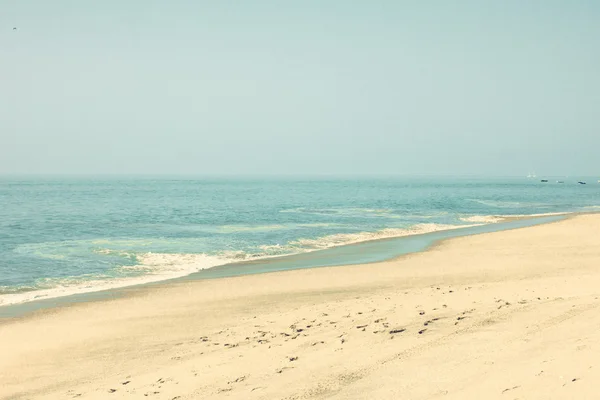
left=1, top=214, right=600, bottom=399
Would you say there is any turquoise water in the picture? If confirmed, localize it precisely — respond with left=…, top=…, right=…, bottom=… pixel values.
left=1, top=176, right=598, bottom=306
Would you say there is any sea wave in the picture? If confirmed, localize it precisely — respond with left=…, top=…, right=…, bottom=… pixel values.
left=466, top=199, right=552, bottom=209
left=498, top=211, right=573, bottom=218
left=0, top=222, right=484, bottom=307
left=296, top=223, right=347, bottom=228
left=214, top=223, right=480, bottom=258
left=0, top=253, right=230, bottom=307
left=7, top=215, right=536, bottom=305
left=287, top=223, right=475, bottom=250
left=6, top=209, right=570, bottom=308
left=278, top=208, right=457, bottom=222
left=217, top=224, right=288, bottom=233
left=388, top=212, right=450, bottom=220
left=279, top=207, right=395, bottom=217
left=460, top=215, right=506, bottom=223
left=460, top=211, right=576, bottom=224
left=216, top=222, right=346, bottom=233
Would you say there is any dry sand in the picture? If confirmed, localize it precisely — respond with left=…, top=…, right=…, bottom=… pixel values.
left=1, top=214, right=600, bottom=399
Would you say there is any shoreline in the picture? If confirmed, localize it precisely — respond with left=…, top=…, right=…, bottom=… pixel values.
left=2, top=213, right=600, bottom=399
left=0, top=221, right=476, bottom=309
left=0, top=212, right=573, bottom=318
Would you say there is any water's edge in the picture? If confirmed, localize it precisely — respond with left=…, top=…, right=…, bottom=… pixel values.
left=0, top=214, right=568, bottom=319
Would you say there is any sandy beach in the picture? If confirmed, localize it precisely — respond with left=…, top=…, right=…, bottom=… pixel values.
left=1, top=214, right=600, bottom=399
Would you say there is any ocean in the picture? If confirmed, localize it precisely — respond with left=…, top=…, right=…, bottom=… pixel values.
left=1, top=176, right=598, bottom=307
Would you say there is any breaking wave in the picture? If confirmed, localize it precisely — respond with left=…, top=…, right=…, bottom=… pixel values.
left=0, top=253, right=230, bottom=307
left=460, top=215, right=506, bottom=223
left=1, top=222, right=479, bottom=307
left=286, top=223, right=475, bottom=250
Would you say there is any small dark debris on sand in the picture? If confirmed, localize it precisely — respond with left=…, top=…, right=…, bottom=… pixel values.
left=389, top=328, right=406, bottom=334
left=227, top=376, right=246, bottom=384
left=501, top=385, right=520, bottom=394
left=276, top=366, right=294, bottom=374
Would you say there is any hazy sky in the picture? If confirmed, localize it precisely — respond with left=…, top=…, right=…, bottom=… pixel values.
left=1, top=1, right=599, bottom=176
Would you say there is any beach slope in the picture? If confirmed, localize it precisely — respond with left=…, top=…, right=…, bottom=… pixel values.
left=1, top=214, right=600, bottom=399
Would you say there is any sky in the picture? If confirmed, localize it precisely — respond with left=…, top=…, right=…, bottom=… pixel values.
left=1, top=1, right=599, bottom=176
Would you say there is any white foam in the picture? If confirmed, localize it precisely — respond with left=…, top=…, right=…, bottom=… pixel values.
left=498, top=211, right=573, bottom=218
left=461, top=212, right=574, bottom=224
left=0, top=253, right=229, bottom=307
left=460, top=215, right=506, bottom=223
left=288, top=223, right=478, bottom=250
left=296, top=223, right=346, bottom=228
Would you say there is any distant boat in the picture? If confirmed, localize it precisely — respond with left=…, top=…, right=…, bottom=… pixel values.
left=527, top=172, right=537, bottom=178
left=578, top=181, right=587, bottom=185
left=540, top=179, right=548, bottom=183
left=556, top=181, right=564, bottom=183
